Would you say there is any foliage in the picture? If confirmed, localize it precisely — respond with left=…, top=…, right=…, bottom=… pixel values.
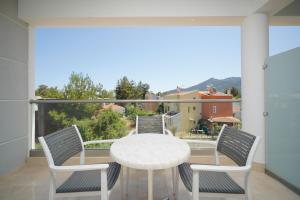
left=125, top=104, right=154, bottom=121
left=48, top=108, right=127, bottom=142
left=156, top=103, right=164, bottom=114
left=35, top=85, right=64, bottom=99
left=93, top=109, right=127, bottom=139
left=37, top=72, right=125, bottom=142
left=63, top=72, right=104, bottom=99
left=224, top=87, right=241, bottom=98
left=115, top=76, right=150, bottom=99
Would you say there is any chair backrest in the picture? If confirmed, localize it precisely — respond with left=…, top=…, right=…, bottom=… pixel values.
left=136, top=115, right=165, bottom=134
left=216, top=125, right=258, bottom=166
left=39, top=125, right=83, bottom=166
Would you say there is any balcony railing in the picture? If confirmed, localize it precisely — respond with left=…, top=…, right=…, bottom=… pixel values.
left=29, top=99, right=241, bottom=150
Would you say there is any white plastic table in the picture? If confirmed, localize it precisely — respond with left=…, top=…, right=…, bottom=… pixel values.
left=110, top=134, right=191, bottom=200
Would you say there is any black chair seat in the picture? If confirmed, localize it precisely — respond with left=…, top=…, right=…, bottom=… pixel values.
left=178, top=163, right=245, bottom=194
left=57, top=162, right=121, bottom=193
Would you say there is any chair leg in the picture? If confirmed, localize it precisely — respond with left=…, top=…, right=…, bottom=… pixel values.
left=245, top=184, right=252, bottom=200
left=192, top=171, right=199, bottom=200
left=101, top=169, right=108, bottom=200
left=49, top=181, right=55, bottom=200
left=245, top=172, right=252, bottom=200
left=174, top=167, right=179, bottom=200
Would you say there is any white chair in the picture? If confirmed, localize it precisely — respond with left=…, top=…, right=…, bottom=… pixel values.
left=176, top=124, right=260, bottom=200
left=128, top=115, right=173, bottom=136
left=38, top=125, right=121, bottom=200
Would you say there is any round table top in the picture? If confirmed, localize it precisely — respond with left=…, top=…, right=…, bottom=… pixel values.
left=110, top=134, right=191, bottom=170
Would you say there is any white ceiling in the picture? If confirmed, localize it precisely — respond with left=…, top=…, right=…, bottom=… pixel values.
left=18, top=0, right=300, bottom=26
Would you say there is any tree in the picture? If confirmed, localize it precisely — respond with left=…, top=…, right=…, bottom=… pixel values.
left=115, top=76, right=150, bottom=99
left=35, top=85, right=63, bottom=98
left=125, top=104, right=153, bottom=121
left=224, top=87, right=241, bottom=98
left=136, top=81, right=150, bottom=99
left=93, top=109, right=127, bottom=139
left=99, top=89, right=114, bottom=99
left=156, top=103, right=164, bottom=114
left=115, top=76, right=134, bottom=99
left=63, top=72, right=103, bottom=99
left=42, top=72, right=129, bottom=141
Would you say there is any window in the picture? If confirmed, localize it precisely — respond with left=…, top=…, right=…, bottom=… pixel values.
left=212, top=105, right=217, bottom=114
left=193, top=106, right=196, bottom=111
left=188, top=107, right=190, bottom=113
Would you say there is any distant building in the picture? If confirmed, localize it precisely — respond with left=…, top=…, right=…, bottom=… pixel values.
left=199, top=86, right=240, bottom=126
left=163, top=86, right=240, bottom=133
left=163, top=90, right=202, bottom=133
left=143, top=92, right=159, bottom=112
left=164, top=111, right=181, bottom=134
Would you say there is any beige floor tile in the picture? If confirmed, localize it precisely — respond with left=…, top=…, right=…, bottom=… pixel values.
left=0, top=157, right=299, bottom=200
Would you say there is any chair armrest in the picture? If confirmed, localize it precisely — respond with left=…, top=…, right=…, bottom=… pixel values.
left=83, top=139, right=117, bottom=146
left=127, top=129, right=136, bottom=136
left=190, top=164, right=251, bottom=173
left=183, top=139, right=217, bottom=146
left=51, top=164, right=109, bottom=172
left=165, top=129, right=174, bottom=136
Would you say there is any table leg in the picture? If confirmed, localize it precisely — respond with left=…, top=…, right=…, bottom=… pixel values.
left=172, top=167, right=175, bottom=195
left=121, top=166, right=129, bottom=199
left=120, top=166, right=124, bottom=199
left=148, top=170, right=153, bottom=200
left=125, top=167, right=129, bottom=196
left=175, top=167, right=179, bottom=200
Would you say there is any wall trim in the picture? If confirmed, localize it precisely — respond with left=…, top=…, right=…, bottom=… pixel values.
left=0, top=56, right=28, bottom=66
left=265, top=169, right=300, bottom=195
left=0, top=135, right=28, bottom=147
left=0, top=11, right=28, bottom=30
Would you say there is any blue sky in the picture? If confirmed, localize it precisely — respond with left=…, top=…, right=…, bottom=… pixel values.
left=35, top=26, right=300, bottom=92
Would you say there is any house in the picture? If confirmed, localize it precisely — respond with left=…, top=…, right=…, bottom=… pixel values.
left=199, top=86, right=240, bottom=127
left=164, top=111, right=181, bottom=134
left=163, top=86, right=240, bottom=133
left=143, top=92, right=159, bottom=112
left=163, top=90, right=202, bottom=133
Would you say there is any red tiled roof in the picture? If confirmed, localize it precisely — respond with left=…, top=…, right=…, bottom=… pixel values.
left=102, top=103, right=124, bottom=110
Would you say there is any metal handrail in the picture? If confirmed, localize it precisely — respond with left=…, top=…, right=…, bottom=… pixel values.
left=29, top=99, right=241, bottom=104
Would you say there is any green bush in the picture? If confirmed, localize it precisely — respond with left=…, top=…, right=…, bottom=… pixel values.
left=125, top=104, right=154, bottom=121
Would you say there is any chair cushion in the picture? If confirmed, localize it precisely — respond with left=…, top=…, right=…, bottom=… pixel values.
left=178, top=163, right=245, bottom=194
left=56, top=162, right=121, bottom=193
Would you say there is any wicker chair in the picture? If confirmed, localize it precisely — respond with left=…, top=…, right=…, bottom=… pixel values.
left=176, top=125, right=260, bottom=200
left=38, top=125, right=121, bottom=200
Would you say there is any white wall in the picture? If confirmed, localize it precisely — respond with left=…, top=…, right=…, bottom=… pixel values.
left=0, top=0, right=29, bottom=175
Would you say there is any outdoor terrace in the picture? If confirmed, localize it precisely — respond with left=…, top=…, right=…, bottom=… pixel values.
left=0, top=156, right=298, bottom=200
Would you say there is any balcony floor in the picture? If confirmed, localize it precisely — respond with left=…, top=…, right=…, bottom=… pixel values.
left=0, top=156, right=299, bottom=200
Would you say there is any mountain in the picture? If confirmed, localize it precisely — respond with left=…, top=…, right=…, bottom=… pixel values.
left=163, top=77, right=241, bottom=95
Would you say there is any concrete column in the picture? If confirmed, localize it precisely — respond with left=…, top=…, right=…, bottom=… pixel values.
left=241, top=13, right=268, bottom=164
